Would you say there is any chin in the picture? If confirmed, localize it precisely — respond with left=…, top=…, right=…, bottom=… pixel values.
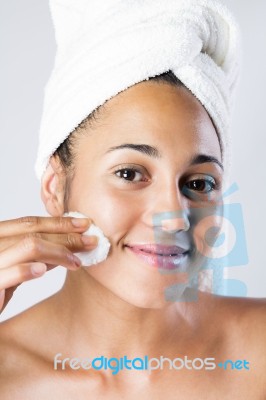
left=114, top=290, right=172, bottom=309
left=84, top=262, right=189, bottom=309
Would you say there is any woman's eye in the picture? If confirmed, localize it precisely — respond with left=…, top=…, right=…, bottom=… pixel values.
left=185, top=178, right=216, bottom=193
left=114, top=168, right=144, bottom=183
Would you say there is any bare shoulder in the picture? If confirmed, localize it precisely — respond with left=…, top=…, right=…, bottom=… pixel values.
left=213, top=294, right=266, bottom=372
left=0, top=296, right=58, bottom=398
left=0, top=292, right=59, bottom=355
left=215, top=294, right=266, bottom=330
left=0, top=316, right=36, bottom=398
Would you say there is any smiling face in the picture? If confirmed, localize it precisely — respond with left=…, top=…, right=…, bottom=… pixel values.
left=55, top=81, right=224, bottom=308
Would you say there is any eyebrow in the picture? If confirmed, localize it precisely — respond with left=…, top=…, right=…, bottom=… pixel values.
left=190, top=154, right=224, bottom=171
left=106, top=143, right=161, bottom=158
left=106, top=143, right=223, bottom=171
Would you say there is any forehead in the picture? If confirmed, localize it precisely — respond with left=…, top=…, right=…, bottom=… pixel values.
left=78, top=81, right=221, bottom=160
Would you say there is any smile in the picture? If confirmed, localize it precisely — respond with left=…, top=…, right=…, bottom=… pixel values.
left=125, top=244, right=189, bottom=270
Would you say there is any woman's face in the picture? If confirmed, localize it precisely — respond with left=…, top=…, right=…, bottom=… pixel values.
left=66, top=82, right=223, bottom=308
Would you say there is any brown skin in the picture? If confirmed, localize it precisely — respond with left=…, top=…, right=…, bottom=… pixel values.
left=0, top=82, right=265, bottom=399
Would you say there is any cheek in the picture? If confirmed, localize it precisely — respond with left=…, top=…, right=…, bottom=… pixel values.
left=193, top=213, right=223, bottom=259
left=68, top=178, right=141, bottom=240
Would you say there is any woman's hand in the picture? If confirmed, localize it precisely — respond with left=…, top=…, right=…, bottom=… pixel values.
left=0, top=215, right=98, bottom=313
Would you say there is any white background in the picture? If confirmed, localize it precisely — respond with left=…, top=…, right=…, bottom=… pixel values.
left=0, top=0, right=265, bottom=322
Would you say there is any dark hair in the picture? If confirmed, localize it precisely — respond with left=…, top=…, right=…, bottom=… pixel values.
left=53, top=70, right=184, bottom=209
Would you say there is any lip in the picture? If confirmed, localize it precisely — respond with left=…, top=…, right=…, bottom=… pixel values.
left=125, top=244, right=189, bottom=270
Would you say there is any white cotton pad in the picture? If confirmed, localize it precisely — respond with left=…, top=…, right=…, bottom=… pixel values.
left=63, top=211, right=111, bottom=267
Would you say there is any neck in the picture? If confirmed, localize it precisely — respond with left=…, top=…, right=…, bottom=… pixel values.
left=52, top=269, right=208, bottom=359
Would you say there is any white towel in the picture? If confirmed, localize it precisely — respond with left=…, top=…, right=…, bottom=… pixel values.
left=35, top=0, right=241, bottom=184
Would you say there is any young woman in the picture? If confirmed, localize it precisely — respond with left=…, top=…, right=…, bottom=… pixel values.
left=1, top=1, right=265, bottom=398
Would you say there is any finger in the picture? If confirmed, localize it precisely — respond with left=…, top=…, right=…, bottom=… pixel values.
left=0, top=262, right=47, bottom=291
left=0, top=232, right=98, bottom=253
left=0, top=215, right=92, bottom=238
left=0, top=289, right=5, bottom=311
left=0, top=236, right=82, bottom=271
left=40, top=232, right=99, bottom=252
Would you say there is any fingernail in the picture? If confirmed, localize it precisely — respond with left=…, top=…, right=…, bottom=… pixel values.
left=72, top=218, right=91, bottom=228
left=31, top=263, right=47, bottom=276
left=73, top=255, right=82, bottom=267
left=81, top=235, right=98, bottom=246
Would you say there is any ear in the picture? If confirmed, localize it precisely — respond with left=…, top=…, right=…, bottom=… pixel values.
left=41, top=155, right=67, bottom=216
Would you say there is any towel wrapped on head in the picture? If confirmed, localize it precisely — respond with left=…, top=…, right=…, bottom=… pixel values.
left=35, top=0, right=241, bottom=184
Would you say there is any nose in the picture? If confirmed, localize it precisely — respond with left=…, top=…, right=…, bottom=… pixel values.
left=160, top=212, right=190, bottom=233
left=152, top=209, right=190, bottom=234
left=144, top=181, right=190, bottom=233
